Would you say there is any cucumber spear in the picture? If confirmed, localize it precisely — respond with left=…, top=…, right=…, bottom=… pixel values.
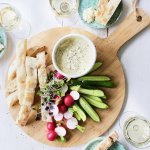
left=70, top=85, right=105, bottom=97
left=78, top=76, right=111, bottom=82
left=89, top=62, right=102, bottom=73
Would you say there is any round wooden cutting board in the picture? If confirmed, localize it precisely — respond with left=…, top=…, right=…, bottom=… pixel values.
left=6, top=9, right=150, bottom=147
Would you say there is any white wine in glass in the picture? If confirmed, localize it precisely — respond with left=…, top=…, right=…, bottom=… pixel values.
left=119, top=111, right=150, bottom=149
left=0, top=3, right=30, bottom=39
left=49, top=0, right=79, bottom=26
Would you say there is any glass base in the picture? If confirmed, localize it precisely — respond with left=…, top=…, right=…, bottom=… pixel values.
left=55, top=13, right=79, bottom=26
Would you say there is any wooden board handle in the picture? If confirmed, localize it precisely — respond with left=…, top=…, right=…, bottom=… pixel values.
left=107, top=9, right=150, bottom=54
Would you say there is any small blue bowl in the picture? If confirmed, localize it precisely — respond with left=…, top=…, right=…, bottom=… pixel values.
left=78, top=0, right=123, bottom=29
left=0, top=27, right=7, bottom=59
left=84, top=136, right=126, bottom=150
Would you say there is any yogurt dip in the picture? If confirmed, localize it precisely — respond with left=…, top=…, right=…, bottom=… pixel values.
left=53, top=35, right=96, bottom=78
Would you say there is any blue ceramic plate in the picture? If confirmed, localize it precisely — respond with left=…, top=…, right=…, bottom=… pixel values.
left=84, top=137, right=126, bottom=150
left=0, top=27, right=7, bottom=59
left=78, top=0, right=123, bottom=29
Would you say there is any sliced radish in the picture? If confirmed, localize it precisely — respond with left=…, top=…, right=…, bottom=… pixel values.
left=64, top=110, right=73, bottom=119
left=54, top=113, right=63, bottom=121
left=50, top=104, right=59, bottom=116
left=55, top=126, right=66, bottom=136
left=66, top=117, right=78, bottom=130
left=70, top=91, right=80, bottom=100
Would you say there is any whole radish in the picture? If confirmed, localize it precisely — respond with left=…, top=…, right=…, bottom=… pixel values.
left=64, top=95, right=74, bottom=106
left=47, top=131, right=57, bottom=141
left=47, top=122, right=55, bottom=131
left=54, top=95, right=62, bottom=104
left=55, top=71, right=64, bottom=79
left=58, top=104, right=67, bottom=113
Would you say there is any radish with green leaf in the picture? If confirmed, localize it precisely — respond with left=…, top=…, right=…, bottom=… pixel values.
left=55, top=71, right=64, bottom=79
left=55, top=126, right=66, bottom=142
left=64, top=110, right=73, bottom=119
left=66, top=117, right=85, bottom=133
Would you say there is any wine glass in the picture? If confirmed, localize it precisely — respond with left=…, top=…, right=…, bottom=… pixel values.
left=119, top=111, right=150, bottom=149
left=0, top=3, right=30, bottom=39
left=49, top=0, right=79, bottom=26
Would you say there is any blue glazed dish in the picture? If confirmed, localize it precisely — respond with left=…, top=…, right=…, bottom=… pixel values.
left=0, top=27, right=7, bottom=59
left=78, top=0, right=123, bottom=29
left=84, top=137, right=126, bottom=150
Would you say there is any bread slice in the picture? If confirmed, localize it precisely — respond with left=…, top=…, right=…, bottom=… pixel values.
left=16, top=57, right=37, bottom=126
left=7, top=91, right=18, bottom=107
left=16, top=40, right=27, bottom=105
left=23, top=57, right=37, bottom=106
left=8, top=59, right=17, bottom=81
left=96, top=0, right=121, bottom=25
left=37, top=52, right=53, bottom=122
left=96, top=131, right=119, bottom=150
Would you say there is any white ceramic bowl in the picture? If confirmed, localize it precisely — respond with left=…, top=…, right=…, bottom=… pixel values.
left=52, top=34, right=96, bottom=78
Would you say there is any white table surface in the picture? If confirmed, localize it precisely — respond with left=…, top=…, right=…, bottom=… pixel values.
left=0, top=0, right=150, bottom=150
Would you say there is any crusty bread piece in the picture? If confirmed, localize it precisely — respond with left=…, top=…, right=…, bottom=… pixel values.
left=16, top=106, right=37, bottom=126
left=16, top=40, right=27, bottom=105
left=27, top=109, right=37, bottom=124
left=8, top=59, right=17, bottom=81
left=37, top=52, right=47, bottom=88
left=96, top=131, right=119, bottom=150
left=17, top=57, right=37, bottom=126
left=96, top=0, right=121, bottom=25
left=16, top=105, right=31, bottom=126
left=22, top=57, right=37, bottom=107
left=6, top=78, right=17, bottom=94
left=37, top=52, right=52, bottom=122
left=8, top=46, right=46, bottom=82
left=46, top=64, right=55, bottom=74
left=7, top=91, right=18, bottom=107
left=27, top=46, right=46, bottom=57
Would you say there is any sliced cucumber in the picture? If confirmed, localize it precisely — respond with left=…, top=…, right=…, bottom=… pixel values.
left=79, top=97, right=100, bottom=122
left=78, top=76, right=111, bottom=82
left=82, top=95, right=103, bottom=102
left=79, top=88, right=105, bottom=97
left=83, top=80, right=115, bottom=88
left=73, top=103, right=86, bottom=122
left=89, top=62, right=102, bottom=73
left=84, top=96, right=109, bottom=109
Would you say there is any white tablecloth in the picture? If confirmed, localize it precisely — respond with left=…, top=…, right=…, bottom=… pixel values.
left=0, top=0, right=150, bottom=150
